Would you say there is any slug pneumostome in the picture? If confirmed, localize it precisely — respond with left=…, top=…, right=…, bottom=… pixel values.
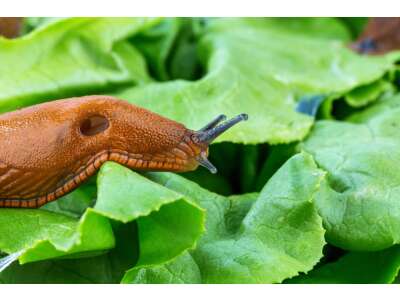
left=0, top=95, right=247, bottom=208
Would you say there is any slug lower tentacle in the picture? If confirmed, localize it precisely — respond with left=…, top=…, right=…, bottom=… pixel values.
left=0, top=95, right=247, bottom=208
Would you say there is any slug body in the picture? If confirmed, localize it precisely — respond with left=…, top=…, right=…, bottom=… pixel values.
left=0, top=95, right=247, bottom=208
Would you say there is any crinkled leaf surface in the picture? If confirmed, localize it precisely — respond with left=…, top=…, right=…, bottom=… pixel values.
left=0, top=222, right=139, bottom=283
left=287, top=245, right=400, bottom=284
left=2, top=17, right=400, bottom=284
left=0, top=17, right=158, bottom=112
left=228, top=18, right=352, bottom=41
left=123, top=153, right=326, bottom=283
left=96, top=162, right=204, bottom=267
left=345, top=79, right=395, bottom=107
left=0, top=254, right=129, bottom=284
left=300, top=94, right=400, bottom=251
left=0, top=162, right=204, bottom=269
left=114, top=18, right=394, bottom=144
left=131, top=18, right=181, bottom=81
left=125, top=251, right=202, bottom=284
left=0, top=208, right=114, bottom=264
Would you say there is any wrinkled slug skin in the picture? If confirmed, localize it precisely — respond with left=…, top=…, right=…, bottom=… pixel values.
left=0, top=95, right=198, bottom=208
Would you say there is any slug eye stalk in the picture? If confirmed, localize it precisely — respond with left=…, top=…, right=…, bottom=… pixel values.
left=199, top=114, right=227, bottom=131
left=196, top=113, right=248, bottom=144
left=197, top=151, right=218, bottom=174
left=193, top=113, right=248, bottom=174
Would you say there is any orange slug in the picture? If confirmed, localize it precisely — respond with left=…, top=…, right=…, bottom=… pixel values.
left=0, top=95, right=247, bottom=208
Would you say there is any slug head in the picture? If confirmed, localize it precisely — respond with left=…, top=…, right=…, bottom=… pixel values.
left=185, top=113, right=248, bottom=174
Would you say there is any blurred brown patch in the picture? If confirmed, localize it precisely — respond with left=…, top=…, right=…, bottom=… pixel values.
left=0, top=17, right=23, bottom=38
left=351, top=18, right=400, bottom=55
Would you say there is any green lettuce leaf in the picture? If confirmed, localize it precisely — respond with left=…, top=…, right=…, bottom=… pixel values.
left=97, top=162, right=204, bottom=267
left=226, top=18, right=352, bottom=41
left=0, top=222, right=139, bottom=283
left=114, top=18, right=395, bottom=144
left=345, top=79, right=395, bottom=107
left=338, top=17, right=368, bottom=39
left=0, top=162, right=204, bottom=270
left=125, top=251, right=201, bottom=284
left=0, top=208, right=114, bottom=264
left=255, top=143, right=297, bottom=191
left=131, top=18, right=181, bottom=81
left=0, top=17, right=158, bottom=112
left=300, top=94, right=400, bottom=251
left=287, top=245, right=400, bottom=284
left=2, top=17, right=400, bottom=284
left=123, top=152, right=326, bottom=283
